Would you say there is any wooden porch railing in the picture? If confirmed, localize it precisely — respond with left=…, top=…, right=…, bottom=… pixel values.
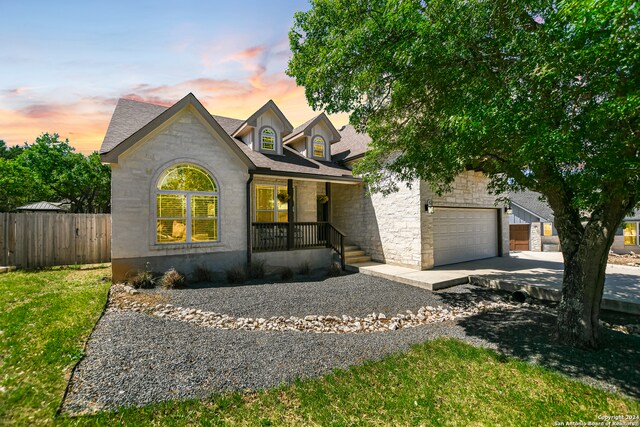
left=251, top=221, right=345, bottom=269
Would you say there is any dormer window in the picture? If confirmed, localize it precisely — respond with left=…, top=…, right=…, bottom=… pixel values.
left=312, top=135, right=326, bottom=158
left=260, top=127, right=276, bottom=151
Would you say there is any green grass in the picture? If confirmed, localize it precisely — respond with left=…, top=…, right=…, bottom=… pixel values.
left=1, top=267, right=638, bottom=426
left=0, top=266, right=110, bottom=426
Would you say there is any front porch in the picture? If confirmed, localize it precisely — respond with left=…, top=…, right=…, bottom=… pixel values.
left=251, top=221, right=345, bottom=268
left=249, top=176, right=355, bottom=269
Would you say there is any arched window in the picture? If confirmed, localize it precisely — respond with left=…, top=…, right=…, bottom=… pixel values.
left=312, top=135, right=326, bottom=158
left=156, top=164, right=219, bottom=244
left=260, top=126, right=276, bottom=151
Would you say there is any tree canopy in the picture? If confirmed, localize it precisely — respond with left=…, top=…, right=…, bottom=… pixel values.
left=288, top=0, right=639, bottom=348
left=0, top=134, right=111, bottom=213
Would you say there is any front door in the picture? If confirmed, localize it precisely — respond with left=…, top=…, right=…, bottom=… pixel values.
left=509, top=224, right=530, bottom=251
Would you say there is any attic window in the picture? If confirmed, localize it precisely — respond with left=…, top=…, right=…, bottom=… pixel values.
left=260, top=127, right=276, bottom=151
left=312, top=135, right=325, bottom=158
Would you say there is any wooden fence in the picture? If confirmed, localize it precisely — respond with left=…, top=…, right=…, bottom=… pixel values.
left=0, top=213, right=111, bottom=268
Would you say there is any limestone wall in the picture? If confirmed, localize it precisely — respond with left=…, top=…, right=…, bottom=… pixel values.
left=420, top=171, right=510, bottom=264
left=331, top=181, right=423, bottom=268
left=110, top=109, right=249, bottom=279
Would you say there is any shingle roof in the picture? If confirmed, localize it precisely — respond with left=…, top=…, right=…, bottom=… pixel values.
left=509, top=190, right=555, bottom=222
left=331, top=125, right=371, bottom=162
left=283, top=113, right=341, bottom=144
left=100, top=99, right=167, bottom=154
left=99, top=97, right=359, bottom=182
left=16, top=201, right=66, bottom=211
left=284, top=114, right=320, bottom=142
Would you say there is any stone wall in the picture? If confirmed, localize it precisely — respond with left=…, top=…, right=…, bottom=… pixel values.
left=331, top=171, right=509, bottom=271
left=110, top=109, right=249, bottom=280
left=530, top=222, right=542, bottom=251
left=331, top=181, right=423, bottom=268
left=295, top=181, right=317, bottom=222
left=420, top=170, right=510, bottom=265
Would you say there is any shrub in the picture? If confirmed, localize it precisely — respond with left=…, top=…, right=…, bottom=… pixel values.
left=160, top=268, right=186, bottom=289
left=280, top=267, right=294, bottom=281
left=226, top=265, right=247, bottom=284
left=129, top=271, right=156, bottom=289
left=297, top=260, right=311, bottom=275
left=248, top=259, right=266, bottom=279
left=327, top=262, right=342, bottom=277
left=194, top=266, right=214, bottom=283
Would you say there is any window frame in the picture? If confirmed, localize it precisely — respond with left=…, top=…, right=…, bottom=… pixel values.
left=311, top=135, right=326, bottom=159
left=259, top=126, right=277, bottom=152
left=543, top=223, right=553, bottom=236
left=623, top=222, right=638, bottom=246
left=255, top=184, right=289, bottom=223
left=154, top=164, right=220, bottom=245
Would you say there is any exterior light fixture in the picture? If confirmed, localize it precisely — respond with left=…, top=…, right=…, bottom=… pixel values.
left=505, top=201, right=513, bottom=215
left=425, top=199, right=434, bottom=214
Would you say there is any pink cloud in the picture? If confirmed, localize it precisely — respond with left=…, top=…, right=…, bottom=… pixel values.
left=1, top=71, right=351, bottom=155
left=223, top=45, right=266, bottom=62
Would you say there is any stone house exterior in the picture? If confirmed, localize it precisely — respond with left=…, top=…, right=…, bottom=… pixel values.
left=100, top=93, right=509, bottom=281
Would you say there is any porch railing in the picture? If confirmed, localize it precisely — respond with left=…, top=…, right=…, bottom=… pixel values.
left=251, top=221, right=345, bottom=269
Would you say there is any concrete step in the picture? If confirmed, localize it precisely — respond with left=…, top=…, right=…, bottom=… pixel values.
left=344, top=245, right=360, bottom=252
left=345, top=250, right=365, bottom=257
left=346, top=255, right=372, bottom=264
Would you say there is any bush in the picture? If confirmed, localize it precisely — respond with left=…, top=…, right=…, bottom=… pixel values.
left=160, top=268, right=186, bottom=289
left=248, top=259, right=266, bottom=279
left=128, top=270, right=156, bottom=289
left=193, top=266, right=213, bottom=283
left=226, top=265, right=247, bottom=284
left=327, top=262, right=342, bottom=277
left=297, top=260, right=311, bottom=275
left=280, top=267, right=294, bottom=281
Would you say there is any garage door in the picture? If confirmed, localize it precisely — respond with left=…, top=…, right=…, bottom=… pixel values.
left=509, top=224, right=530, bottom=251
left=433, top=208, right=498, bottom=266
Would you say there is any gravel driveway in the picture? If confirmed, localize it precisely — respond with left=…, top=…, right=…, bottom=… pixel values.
left=61, top=273, right=640, bottom=414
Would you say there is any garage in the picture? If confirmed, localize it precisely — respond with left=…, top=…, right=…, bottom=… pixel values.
left=433, top=208, right=499, bottom=266
left=509, top=224, right=530, bottom=251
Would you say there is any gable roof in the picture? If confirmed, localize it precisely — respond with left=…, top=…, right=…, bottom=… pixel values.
left=331, top=125, right=371, bottom=162
left=100, top=93, right=255, bottom=168
left=509, top=190, right=554, bottom=222
left=232, top=99, right=293, bottom=137
left=98, top=95, right=360, bottom=182
left=16, top=201, right=66, bottom=212
left=283, top=113, right=341, bottom=144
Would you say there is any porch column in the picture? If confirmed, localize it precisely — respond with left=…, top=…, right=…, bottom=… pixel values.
left=287, top=179, right=294, bottom=250
left=326, top=182, right=332, bottom=222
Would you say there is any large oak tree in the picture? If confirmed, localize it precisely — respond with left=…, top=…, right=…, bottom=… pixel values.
left=288, top=0, right=639, bottom=348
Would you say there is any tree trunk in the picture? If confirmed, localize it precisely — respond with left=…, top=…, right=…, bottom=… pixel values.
left=554, top=208, right=624, bottom=349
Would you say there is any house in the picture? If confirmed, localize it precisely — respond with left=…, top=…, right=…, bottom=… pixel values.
left=508, top=190, right=559, bottom=252
left=508, top=190, right=640, bottom=255
left=100, top=93, right=509, bottom=282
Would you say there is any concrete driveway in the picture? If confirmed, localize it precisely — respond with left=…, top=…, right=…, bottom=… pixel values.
left=353, top=251, right=640, bottom=314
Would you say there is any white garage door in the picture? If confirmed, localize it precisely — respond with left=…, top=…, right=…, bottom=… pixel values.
left=433, top=208, right=498, bottom=266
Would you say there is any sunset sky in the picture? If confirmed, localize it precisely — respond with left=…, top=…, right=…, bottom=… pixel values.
left=0, top=0, right=349, bottom=154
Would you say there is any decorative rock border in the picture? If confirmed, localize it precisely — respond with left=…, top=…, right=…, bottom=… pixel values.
left=109, top=284, right=543, bottom=334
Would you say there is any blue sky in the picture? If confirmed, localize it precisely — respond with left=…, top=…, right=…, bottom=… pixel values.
left=0, top=0, right=349, bottom=152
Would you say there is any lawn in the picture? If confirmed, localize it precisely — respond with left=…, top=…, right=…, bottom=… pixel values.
left=1, top=267, right=638, bottom=426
